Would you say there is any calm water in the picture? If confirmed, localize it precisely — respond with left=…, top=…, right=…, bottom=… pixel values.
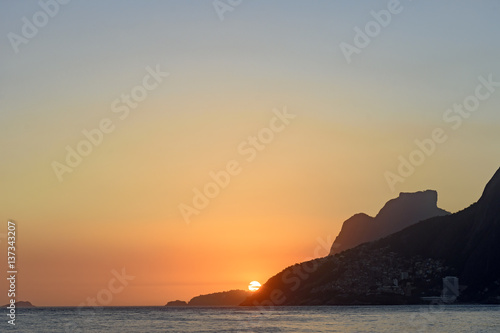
left=5, top=305, right=500, bottom=332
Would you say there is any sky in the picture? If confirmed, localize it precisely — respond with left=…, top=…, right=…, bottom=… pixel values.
left=1, top=0, right=500, bottom=306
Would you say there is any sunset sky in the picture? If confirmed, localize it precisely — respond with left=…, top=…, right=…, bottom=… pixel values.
left=1, top=1, right=500, bottom=306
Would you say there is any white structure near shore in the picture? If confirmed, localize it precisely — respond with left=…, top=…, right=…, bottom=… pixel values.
left=442, top=276, right=459, bottom=303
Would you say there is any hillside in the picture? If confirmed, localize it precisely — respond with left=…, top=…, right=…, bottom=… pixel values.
left=242, top=168, right=500, bottom=306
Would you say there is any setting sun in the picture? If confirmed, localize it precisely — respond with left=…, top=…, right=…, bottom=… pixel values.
left=248, top=281, right=261, bottom=292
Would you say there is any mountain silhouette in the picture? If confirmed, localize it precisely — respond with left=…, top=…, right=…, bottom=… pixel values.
left=330, top=190, right=449, bottom=255
left=242, top=167, right=500, bottom=306
left=376, top=167, right=500, bottom=297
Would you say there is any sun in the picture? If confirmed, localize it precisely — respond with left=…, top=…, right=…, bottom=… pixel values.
left=248, top=281, right=261, bottom=292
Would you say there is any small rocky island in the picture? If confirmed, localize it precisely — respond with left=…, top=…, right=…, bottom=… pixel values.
left=3, top=301, right=35, bottom=308
left=166, top=290, right=252, bottom=307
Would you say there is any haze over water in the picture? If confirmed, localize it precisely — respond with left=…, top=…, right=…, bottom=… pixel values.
left=14, top=305, right=500, bottom=332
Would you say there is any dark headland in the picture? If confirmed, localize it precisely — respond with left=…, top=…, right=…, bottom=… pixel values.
left=166, top=290, right=251, bottom=307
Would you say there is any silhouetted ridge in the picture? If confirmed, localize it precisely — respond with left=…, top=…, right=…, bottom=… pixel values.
left=462, top=167, right=500, bottom=288
left=330, top=190, right=449, bottom=255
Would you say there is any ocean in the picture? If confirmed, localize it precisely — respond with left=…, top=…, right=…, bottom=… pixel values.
left=5, top=305, right=500, bottom=332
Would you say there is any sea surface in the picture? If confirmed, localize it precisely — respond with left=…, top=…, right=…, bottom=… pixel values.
left=4, top=305, right=500, bottom=332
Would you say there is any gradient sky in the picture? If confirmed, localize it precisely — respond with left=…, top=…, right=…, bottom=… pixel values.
left=1, top=0, right=500, bottom=306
